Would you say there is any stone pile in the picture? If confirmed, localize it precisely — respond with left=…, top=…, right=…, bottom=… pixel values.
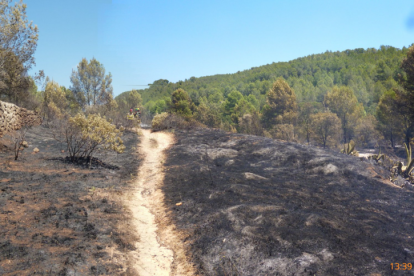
left=0, top=101, right=42, bottom=137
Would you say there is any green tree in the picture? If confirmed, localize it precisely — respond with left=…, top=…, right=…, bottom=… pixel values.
left=223, top=90, right=243, bottom=116
left=262, top=78, right=297, bottom=128
left=70, top=57, right=113, bottom=107
left=154, top=99, right=167, bottom=114
left=393, top=88, right=413, bottom=146
left=354, top=115, right=381, bottom=148
left=194, top=102, right=221, bottom=128
left=246, top=94, right=259, bottom=110
left=208, top=91, right=224, bottom=104
left=42, top=81, right=68, bottom=121
left=0, top=0, right=39, bottom=105
left=297, top=102, right=323, bottom=144
left=231, top=98, right=256, bottom=126
left=128, top=89, right=142, bottom=108
left=115, top=89, right=142, bottom=114
left=401, top=45, right=414, bottom=95
left=324, top=86, right=364, bottom=143
left=171, top=88, right=192, bottom=117
left=61, top=86, right=80, bottom=113
left=144, top=100, right=155, bottom=114
left=310, top=112, right=342, bottom=148
left=376, top=90, right=403, bottom=148
left=394, top=45, right=414, bottom=145
left=375, top=60, right=393, bottom=81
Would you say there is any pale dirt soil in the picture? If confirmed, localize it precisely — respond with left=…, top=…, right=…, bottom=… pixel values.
left=126, top=129, right=195, bottom=276
left=0, top=125, right=195, bottom=276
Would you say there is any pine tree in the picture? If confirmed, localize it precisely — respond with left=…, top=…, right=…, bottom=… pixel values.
left=262, top=78, right=297, bottom=128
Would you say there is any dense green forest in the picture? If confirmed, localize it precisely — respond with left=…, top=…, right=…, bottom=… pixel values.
left=120, top=46, right=407, bottom=113
left=115, top=45, right=414, bottom=149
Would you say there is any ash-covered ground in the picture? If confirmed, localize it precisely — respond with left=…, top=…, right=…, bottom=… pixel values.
left=162, top=128, right=414, bottom=276
left=0, top=125, right=142, bottom=275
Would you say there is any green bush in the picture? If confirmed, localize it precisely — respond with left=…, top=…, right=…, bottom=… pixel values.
left=53, top=113, right=125, bottom=162
left=151, top=112, right=170, bottom=131
left=151, top=112, right=203, bottom=131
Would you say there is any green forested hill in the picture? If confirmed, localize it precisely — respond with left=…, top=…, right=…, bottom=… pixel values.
left=116, top=45, right=414, bottom=148
left=118, top=45, right=409, bottom=114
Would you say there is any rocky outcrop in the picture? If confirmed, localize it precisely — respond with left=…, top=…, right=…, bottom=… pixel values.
left=0, top=101, right=42, bottom=137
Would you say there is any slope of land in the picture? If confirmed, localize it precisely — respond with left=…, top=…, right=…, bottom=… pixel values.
left=126, top=128, right=195, bottom=276
left=0, top=125, right=141, bottom=275
left=161, top=128, right=414, bottom=276
left=118, top=45, right=407, bottom=114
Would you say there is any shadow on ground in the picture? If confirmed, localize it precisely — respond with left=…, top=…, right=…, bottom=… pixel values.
left=162, top=128, right=414, bottom=276
left=0, top=125, right=141, bottom=275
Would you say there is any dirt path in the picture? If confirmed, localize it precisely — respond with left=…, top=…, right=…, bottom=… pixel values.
left=127, top=129, right=193, bottom=276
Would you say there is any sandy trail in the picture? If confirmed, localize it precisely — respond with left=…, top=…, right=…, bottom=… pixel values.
left=127, top=129, right=193, bottom=276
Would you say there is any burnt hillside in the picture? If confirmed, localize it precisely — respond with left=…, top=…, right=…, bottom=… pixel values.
left=162, top=128, right=413, bottom=276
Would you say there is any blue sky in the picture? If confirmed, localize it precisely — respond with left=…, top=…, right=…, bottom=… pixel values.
left=25, top=0, right=414, bottom=97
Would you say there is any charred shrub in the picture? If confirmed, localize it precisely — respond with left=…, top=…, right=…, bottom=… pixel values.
left=3, top=125, right=29, bottom=160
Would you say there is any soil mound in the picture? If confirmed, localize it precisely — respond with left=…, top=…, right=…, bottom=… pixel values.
left=162, top=128, right=413, bottom=276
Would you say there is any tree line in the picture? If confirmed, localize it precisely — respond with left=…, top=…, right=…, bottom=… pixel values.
left=1, top=0, right=414, bottom=151
left=118, top=44, right=414, bottom=149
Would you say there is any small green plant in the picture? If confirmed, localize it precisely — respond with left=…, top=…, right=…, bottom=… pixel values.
left=395, top=143, right=414, bottom=178
left=89, top=186, right=96, bottom=199
left=369, top=147, right=385, bottom=163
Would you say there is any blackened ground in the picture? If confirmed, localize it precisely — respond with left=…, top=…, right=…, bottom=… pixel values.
left=0, top=125, right=142, bottom=275
left=162, top=128, right=414, bottom=276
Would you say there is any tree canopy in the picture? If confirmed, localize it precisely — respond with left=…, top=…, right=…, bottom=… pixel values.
left=324, top=86, right=364, bottom=143
left=70, top=57, right=113, bottom=108
left=262, top=78, right=297, bottom=127
left=117, top=45, right=414, bottom=148
left=171, top=88, right=192, bottom=117
left=0, top=0, right=39, bottom=105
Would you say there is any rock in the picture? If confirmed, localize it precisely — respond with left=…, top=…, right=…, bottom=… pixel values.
left=323, top=164, right=339, bottom=175
left=244, top=172, right=268, bottom=181
left=405, top=183, right=414, bottom=191
left=207, top=148, right=238, bottom=160
left=0, top=101, right=42, bottom=138
left=21, top=141, right=28, bottom=148
left=394, top=175, right=406, bottom=187
left=33, top=148, right=40, bottom=153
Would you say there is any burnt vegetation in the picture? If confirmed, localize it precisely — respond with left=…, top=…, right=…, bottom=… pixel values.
left=0, top=125, right=141, bottom=275
left=162, top=128, right=414, bottom=276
